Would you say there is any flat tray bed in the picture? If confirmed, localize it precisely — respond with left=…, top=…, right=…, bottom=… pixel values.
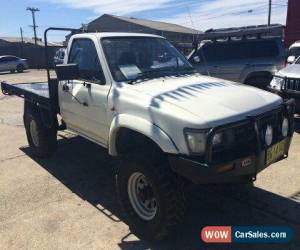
left=1, top=82, right=51, bottom=109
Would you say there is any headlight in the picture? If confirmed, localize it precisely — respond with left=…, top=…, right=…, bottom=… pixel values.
left=185, top=131, right=207, bottom=154
left=282, top=118, right=289, bottom=137
left=265, top=125, right=273, bottom=146
left=270, top=76, right=284, bottom=90
left=212, top=132, right=223, bottom=146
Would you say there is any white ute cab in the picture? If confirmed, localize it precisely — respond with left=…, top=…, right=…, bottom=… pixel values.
left=1, top=30, right=295, bottom=241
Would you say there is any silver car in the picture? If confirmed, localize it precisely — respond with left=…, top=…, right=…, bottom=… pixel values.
left=268, top=56, right=300, bottom=113
left=188, top=38, right=286, bottom=89
left=0, top=55, right=29, bottom=73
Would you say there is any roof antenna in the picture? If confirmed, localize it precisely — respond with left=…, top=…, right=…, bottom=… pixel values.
left=186, top=6, right=195, bottom=30
left=186, top=5, right=199, bottom=49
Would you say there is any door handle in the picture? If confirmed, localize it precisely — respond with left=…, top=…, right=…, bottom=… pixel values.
left=62, top=83, right=69, bottom=92
left=83, top=82, right=91, bottom=89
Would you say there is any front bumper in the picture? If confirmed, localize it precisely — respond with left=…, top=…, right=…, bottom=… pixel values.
left=169, top=137, right=292, bottom=184
left=169, top=99, right=295, bottom=184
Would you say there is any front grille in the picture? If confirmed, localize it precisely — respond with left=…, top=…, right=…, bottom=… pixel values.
left=283, top=78, right=300, bottom=91
left=256, top=109, right=284, bottom=147
left=211, top=122, right=256, bottom=164
left=210, top=108, right=285, bottom=165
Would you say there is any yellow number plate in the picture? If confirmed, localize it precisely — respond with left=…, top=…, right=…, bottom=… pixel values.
left=266, top=139, right=286, bottom=166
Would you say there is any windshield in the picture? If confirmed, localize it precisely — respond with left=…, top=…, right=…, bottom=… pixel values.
left=101, top=37, right=195, bottom=82
left=289, top=47, right=300, bottom=58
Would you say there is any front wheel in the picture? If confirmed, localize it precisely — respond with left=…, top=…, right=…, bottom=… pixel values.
left=16, top=64, right=24, bottom=73
left=116, top=153, right=186, bottom=241
left=24, top=108, right=57, bottom=158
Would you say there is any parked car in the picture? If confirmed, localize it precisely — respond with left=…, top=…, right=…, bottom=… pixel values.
left=1, top=29, right=295, bottom=241
left=268, top=56, right=300, bottom=113
left=188, top=38, right=286, bottom=89
left=53, top=48, right=66, bottom=65
left=287, top=41, right=300, bottom=64
left=0, top=55, right=28, bottom=73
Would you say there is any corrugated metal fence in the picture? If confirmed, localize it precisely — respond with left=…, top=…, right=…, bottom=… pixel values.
left=0, top=43, right=59, bottom=68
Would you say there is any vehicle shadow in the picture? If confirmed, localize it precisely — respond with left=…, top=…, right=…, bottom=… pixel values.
left=21, top=135, right=300, bottom=250
left=0, top=70, right=29, bottom=76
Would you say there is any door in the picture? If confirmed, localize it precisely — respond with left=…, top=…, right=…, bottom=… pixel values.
left=59, top=38, right=110, bottom=144
left=6, top=56, right=18, bottom=70
left=211, top=42, right=247, bottom=82
left=0, top=57, right=9, bottom=71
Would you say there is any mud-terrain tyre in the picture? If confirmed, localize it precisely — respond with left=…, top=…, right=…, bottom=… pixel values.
left=24, top=108, right=57, bottom=158
left=116, top=152, right=186, bottom=241
left=16, top=64, right=24, bottom=73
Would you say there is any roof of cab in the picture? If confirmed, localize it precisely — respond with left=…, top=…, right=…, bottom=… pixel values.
left=290, top=41, right=300, bottom=48
left=70, top=32, right=164, bottom=39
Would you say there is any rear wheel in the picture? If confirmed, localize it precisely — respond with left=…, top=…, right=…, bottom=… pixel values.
left=24, top=108, right=57, bottom=158
left=116, top=152, right=186, bottom=241
left=16, top=64, right=24, bottom=73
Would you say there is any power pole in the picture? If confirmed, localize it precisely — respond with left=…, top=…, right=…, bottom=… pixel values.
left=20, top=27, right=24, bottom=43
left=20, top=27, right=24, bottom=57
left=26, top=7, right=40, bottom=45
left=268, top=0, right=272, bottom=26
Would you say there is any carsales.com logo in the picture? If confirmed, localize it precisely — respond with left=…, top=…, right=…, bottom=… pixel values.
left=201, top=226, right=293, bottom=244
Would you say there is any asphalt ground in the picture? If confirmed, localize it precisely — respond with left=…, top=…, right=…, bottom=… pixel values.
left=0, top=70, right=299, bottom=249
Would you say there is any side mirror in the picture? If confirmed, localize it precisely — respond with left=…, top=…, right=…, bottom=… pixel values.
left=193, top=56, right=201, bottom=63
left=55, top=64, right=78, bottom=81
left=287, top=56, right=296, bottom=64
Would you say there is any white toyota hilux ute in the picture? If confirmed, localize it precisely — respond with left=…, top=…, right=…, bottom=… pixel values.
left=1, top=29, right=295, bottom=241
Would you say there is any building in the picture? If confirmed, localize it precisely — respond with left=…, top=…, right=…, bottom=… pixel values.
left=0, top=37, right=62, bottom=68
left=285, top=0, right=300, bottom=47
left=82, top=14, right=201, bottom=55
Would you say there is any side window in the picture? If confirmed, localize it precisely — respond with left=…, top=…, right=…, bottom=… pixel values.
left=0, top=57, right=8, bottom=62
left=7, top=57, right=17, bottom=62
left=289, top=47, right=300, bottom=58
left=203, top=42, right=247, bottom=62
left=68, top=39, right=105, bottom=83
left=200, top=43, right=217, bottom=62
left=226, top=42, right=247, bottom=60
left=247, top=40, right=279, bottom=58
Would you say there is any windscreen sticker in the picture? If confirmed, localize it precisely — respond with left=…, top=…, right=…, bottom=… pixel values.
left=119, top=65, right=141, bottom=80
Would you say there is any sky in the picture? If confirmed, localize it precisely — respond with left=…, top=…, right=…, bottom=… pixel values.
left=0, top=0, right=288, bottom=42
